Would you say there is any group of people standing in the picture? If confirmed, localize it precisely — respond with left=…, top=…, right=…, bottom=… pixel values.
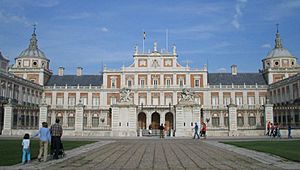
left=21, top=119, right=63, bottom=164
left=266, top=121, right=292, bottom=139
left=193, top=122, right=207, bottom=139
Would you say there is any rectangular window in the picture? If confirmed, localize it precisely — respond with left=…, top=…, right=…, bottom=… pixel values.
left=153, top=79, right=158, bottom=86
left=165, top=97, right=172, bottom=105
left=224, top=97, right=231, bottom=106
left=259, top=96, right=266, bottom=105
left=248, top=96, right=255, bottom=106
left=111, top=79, right=116, bottom=88
left=56, top=97, right=63, bottom=106
left=166, top=79, right=171, bottom=86
left=81, top=97, right=87, bottom=105
left=139, top=97, right=146, bottom=105
left=45, top=97, right=52, bottom=105
left=68, top=97, right=75, bottom=106
left=152, top=97, right=159, bottom=105
left=92, top=97, right=100, bottom=106
left=111, top=97, right=117, bottom=105
left=128, top=80, right=132, bottom=87
left=195, top=79, right=200, bottom=87
left=236, top=96, right=243, bottom=106
left=212, top=96, right=219, bottom=106
left=179, top=79, right=184, bottom=87
left=140, top=79, right=145, bottom=87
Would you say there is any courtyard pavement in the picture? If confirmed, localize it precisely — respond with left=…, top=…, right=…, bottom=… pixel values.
left=1, top=136, right=300, bottom=170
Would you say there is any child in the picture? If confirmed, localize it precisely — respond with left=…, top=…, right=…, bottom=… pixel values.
left=22, top=133, right=31, bottom=164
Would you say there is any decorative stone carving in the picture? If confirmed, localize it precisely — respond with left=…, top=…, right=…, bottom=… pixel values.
left=120, top=88, right=132, bottom=103
left=180, top=88, right=195, bottom=102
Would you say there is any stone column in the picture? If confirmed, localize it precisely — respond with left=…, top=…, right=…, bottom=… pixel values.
left=244, top=112, right=249, bottom=127
left=228, top=103, right=238, bottom=136
left=146, top=112, right=151, bottom=129
left=39, top=100, right=48, bottom=128
left=2, top=101, right=14, bottom=135
left=75, top=102, right=84, bottom=135
left=264, top=103, right=274, bottom=132
left=220, top=111, right=224, bottom=127
left=160, top=112, right=165, bottom=126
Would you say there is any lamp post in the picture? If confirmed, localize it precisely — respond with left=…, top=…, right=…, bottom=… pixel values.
left=200, top=105, right=204, bottom=123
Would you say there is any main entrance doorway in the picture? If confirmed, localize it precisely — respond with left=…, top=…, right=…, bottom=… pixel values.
left=138, top=112, right=146, bottom=129
left=151, top=112, right=160, bottom=129
left=165, top=112, right=174, bottom=130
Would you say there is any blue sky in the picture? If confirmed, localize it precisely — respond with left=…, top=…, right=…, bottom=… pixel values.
left=0, top=0, right=300, bottom=74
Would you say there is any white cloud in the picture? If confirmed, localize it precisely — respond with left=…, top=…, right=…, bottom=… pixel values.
left=53, top=12, right=91, bottom=20
left=216, top=67, right=227, bottom=73
left=0, top=10, right=31, bottom=26
left=261, top=44, right=271, bottom=49
left=101, top=27, right=109, bottom=32
left=231, top=0, right=247, bottom=29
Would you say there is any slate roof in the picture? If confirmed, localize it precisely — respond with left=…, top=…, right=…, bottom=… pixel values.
left=208, top=73, right=267, bottom=85
left=46, top=75, right=103, bottom=86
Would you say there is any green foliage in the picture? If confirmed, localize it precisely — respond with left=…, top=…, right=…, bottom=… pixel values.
left=0, top=139, right=95, bottom=166
left=222, top=140, right=300, bottom=162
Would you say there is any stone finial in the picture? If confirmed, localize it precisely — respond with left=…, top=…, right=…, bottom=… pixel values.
left=134, top=45, right=138, bottom=54
left=153, top=42, right=157, bottom=52
left=275, top=24, right=283, bottom=49
left=173, top=44, right=176, bottom=55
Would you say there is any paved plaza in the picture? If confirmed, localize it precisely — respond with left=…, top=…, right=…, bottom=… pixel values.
left=7, top=137, right=300, bottom=170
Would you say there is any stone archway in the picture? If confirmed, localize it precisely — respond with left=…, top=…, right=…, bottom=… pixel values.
left=138, top=112, right=146, bottom=129
left=151, top=112, right=160, bottom=129
left=165, top=112, right=174, bottom=130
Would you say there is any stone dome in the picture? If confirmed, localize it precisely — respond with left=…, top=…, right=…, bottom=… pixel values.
left=16, top=28, right=48, bottom=60
left=266, top=48, right=294, bottom=59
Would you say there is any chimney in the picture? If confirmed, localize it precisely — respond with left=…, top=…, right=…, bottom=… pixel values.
left=231, top=64, right=237, bottom=75
left=76, top=67, right=83, bottom=76
left=58, top=67, right=64, bottom=76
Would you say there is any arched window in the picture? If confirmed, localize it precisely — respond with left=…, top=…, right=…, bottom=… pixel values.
left=68, top=113, right=75, bottom=127
left=212, top=113, right=219, bottom=127
left=92, top=113, right=99, bottom=127
left=248, top=113, right=256, bottom=126
left=237, top=113, right=244, bottom=127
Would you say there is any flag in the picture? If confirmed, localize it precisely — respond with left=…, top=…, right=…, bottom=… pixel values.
left=143, top=32, right=146, bottom=40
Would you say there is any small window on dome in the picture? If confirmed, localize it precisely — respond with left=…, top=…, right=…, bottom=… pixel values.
left=18, top=60, right=21, bottom=67
left=33, top=61, right=37, bottom=66
left=292, top=61, right=294, bottom=65
left=275, top=61, right=279, bottom=66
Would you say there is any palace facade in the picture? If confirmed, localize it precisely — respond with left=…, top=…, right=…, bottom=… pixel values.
left=0, top=28, right=299, bottom=136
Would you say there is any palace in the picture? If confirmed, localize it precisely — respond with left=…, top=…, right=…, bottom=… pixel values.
left=0, top=28, right=299, bottom=137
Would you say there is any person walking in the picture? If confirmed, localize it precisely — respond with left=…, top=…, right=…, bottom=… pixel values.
left=32, top=122, right=51, bottom=162
left=21, top=133, right=31, bottom=164
left=277, top=124, right=281, bottom=139
left=50, top=119, right=63, bottom=159
left=193, top=122, right=200, bottom=139
left=159, top=123, right=165, bottom=138
left=266, top=121, right=271, bottom=136
left=288, top=125, right=292, bottom=139
left=200, top=122, right=207, bottom=139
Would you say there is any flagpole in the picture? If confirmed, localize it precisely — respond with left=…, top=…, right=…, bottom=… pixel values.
left=166, top=29, right=168, bottom=52
left=142, top=30, right=145, bottom=53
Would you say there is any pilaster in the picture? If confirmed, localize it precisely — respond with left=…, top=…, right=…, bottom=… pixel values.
left=228, top=103, right=238, bottom=136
